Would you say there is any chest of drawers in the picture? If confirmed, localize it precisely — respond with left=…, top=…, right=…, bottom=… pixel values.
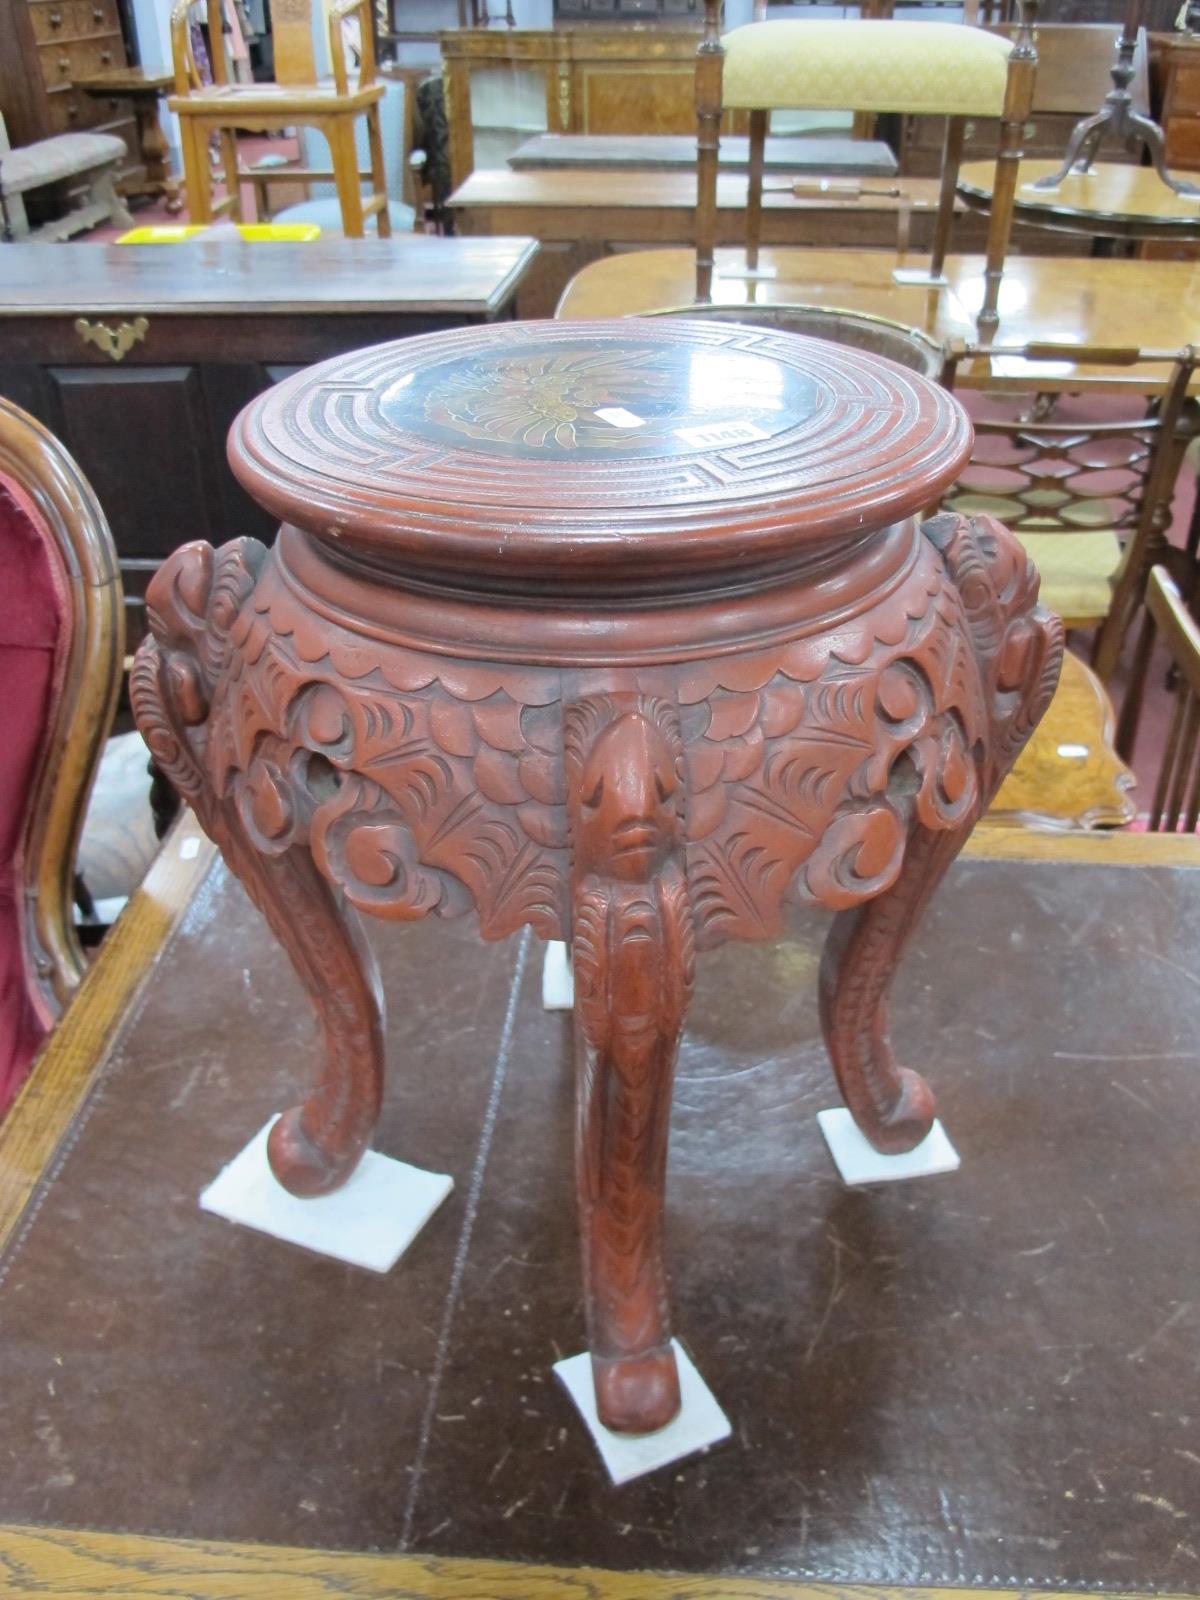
left=0, top=0, right=140, bottom=195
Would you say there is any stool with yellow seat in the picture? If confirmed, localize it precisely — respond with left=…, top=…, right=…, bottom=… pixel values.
left=941, top=342, right=1198, bottom=682
left=694, top=0, right=1037, bottom=338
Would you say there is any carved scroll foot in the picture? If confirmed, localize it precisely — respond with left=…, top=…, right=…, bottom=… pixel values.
left=130, top=538, right=387, bottom=1201
left=818, top=825, right=961, bottom=1155
left=241, top=840, right=385, bottom=1199
left=591, top=1347, right=681, bottom=1437
left=566, top=693, right=694, bottom=1434
left=818, top=511, right=1063, bottom=1156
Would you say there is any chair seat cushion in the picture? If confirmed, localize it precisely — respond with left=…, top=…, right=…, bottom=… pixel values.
left=171, top=79, right=383, bottom=116
left=1017, top=529, right=1123, bottom=624
left=0, top=477, right=64, bottom=1115
left=272, top=196, right=415, bottom=233
left=0, top=133, right=124, bottom=195
left=721, top=20, right=1012, bottom=115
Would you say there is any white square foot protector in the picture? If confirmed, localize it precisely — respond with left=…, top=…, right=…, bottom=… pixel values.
left=891, top=267, right=950, bottom=287
left=554, top=1340, right=732, bottom=1485
left=199, top=1115, right=453, bottom=1272
left=542, top=939, right=575, bottom=1010
left=817, top=1106, right=960, bottom=1186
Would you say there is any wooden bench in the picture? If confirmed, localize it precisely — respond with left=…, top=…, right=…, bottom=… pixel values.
left=0, top=120, right=133, bottom=243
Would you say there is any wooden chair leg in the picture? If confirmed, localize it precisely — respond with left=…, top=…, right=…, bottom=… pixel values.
left=180, top=119, right=213, bottom=224
left=929, top=115, right=964, bottom=280
left=365, top=107, right=391, bottom=238
left=219, top=128, right=242, bottom=221
left=329, top=119, right=366, bottom=237
left=978, top=4, right=1037, bottom=339
left=745, top=108, right=767, bottom=272
left=694, top=0, right=725, bottom=303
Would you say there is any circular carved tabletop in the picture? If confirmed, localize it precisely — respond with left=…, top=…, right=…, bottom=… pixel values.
left=229, top=318, right=971, bottom=589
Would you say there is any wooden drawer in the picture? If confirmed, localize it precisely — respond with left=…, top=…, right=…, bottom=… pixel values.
left=44, top=83, right=115, bottom=133
left=28, top=0, right=123, bottom=44
left=900, top=111, right=1141, bottom=177
left=1165, top=113, right=1200, bottom=170
left=39, top=34, right=121, bottom=88
left=1165, top=59, right=1200, bottom=118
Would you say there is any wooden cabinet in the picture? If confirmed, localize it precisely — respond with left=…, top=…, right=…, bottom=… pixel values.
left=1162, top=36, right=1200, bottom=173
left=441, top=27, right=748, bottom=187
left=0, top=0, right=140, bottom=198
left=0, top=236, right=538, bottom=648
left=553, top=0, right=703, bottom=19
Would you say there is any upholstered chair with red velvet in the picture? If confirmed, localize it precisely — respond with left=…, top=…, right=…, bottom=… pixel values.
left=0, top=398, right=122, bottom=1118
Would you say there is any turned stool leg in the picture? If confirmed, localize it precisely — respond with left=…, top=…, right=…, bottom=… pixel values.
left=130, top=538, right=386, bottom=1198
left=565, top=693, right=694, bottom=1435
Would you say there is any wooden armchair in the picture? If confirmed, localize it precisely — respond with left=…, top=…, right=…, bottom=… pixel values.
left=0, top=399, right=122, bottom=1117
left=694, top=0, right=1038, bottom=338
left=1118, top=566, right=1200, bottom=828
left=168, top=0, right=390, bottom=238
left=941, top=343, right=1198, bottom=682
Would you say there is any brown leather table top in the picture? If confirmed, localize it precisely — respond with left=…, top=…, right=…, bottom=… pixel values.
left=1, top=853, right=1197, bottom=1584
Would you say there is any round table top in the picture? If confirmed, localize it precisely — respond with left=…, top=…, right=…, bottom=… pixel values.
left=230, top=318, right=970, bottom=589
left=958, top=158, right=1200, bottom=239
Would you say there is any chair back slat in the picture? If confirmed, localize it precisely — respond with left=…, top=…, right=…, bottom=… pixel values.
left=940, top=344, right=1196, bottom=685
left=1155, top=689, right=1198, bottom=832
left=272, top=0, right=318, bottom=87
left=1185, top=737, right=1200, bottom=835
left=1126, top=568, right=1200, bottom=834
left=1148, top=684, right=1184, bottom=830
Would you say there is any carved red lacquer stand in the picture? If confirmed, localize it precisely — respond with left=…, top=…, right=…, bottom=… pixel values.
left=132, top=320, right=1062, bottom=1437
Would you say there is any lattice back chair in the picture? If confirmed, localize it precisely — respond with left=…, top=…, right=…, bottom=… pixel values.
left=1116, top=566, right=1200, bottom=830
left=695, top=0, right=1038, bottom=339
left=169, top=0, right=390, bottom=237
left=0, top=398, right=122, bottom=1118
left=941, top=343, right=1198, bottom=681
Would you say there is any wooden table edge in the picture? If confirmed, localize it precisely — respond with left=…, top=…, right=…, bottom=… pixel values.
left=0, top=1522, right=1190, bottom=1600
left=0, top=238, right=542, bottom=320
left=0, top=814, right=215, bottom=1254
left=1, top=824, right=1197, bottom=1592
left=482, top=236, right=542, bottom=315
left=964, top=821, right=1200, bottom=866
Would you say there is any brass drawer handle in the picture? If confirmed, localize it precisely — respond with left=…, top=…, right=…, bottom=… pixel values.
left=99, top=48, right=112, bottom=63
left=75, top=316, right=148, bottom=362
left=92, top=4, right=105, bottom=19
left=48, top=7, right=62, bottom=24
left=57, top=53, right=70, bottom=72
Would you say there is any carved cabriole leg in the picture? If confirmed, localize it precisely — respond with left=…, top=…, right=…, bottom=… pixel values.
left=129, top=538, right=386, bottom=1197
left=819, top=823, right=969, bottom=1153
left=565, top=692, right=694, bottom=1435
left=818, top=511, right=1064, bottom=1154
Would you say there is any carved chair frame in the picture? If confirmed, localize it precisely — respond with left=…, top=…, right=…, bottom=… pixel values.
left=0, top=397, right=123, bottom=1023
left=942, top=340, right=1199, bottom=680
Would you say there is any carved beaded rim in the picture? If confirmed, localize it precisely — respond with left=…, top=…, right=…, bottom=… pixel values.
left=229, top=319, right=972, bottom=582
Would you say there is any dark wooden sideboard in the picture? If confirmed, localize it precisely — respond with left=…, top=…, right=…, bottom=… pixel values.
left=0, top=236, right=537, bottom=647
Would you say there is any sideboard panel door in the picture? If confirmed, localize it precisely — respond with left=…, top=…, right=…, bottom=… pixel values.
left=47, top=366, right=225, bottom=557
